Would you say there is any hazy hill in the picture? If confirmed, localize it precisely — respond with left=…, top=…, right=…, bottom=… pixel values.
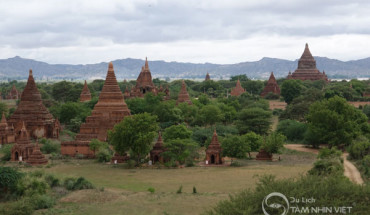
left=0, top=56, right=368, bottom=81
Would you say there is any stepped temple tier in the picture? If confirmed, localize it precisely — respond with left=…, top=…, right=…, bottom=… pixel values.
left=260, top=72, right=280, bottom=97
left=8, top=69, right=60, bottom=139
left=287, top=43, right=328, bottom=82
left=27, top=142, right=48, bottom=165
left=230, top=79, right=245, bottom=96
left=125, top=57, right=170, bottom=99
left=150, top=132, right=166, bottom=164
left=176, top=80, right=192, bottom=105
left=11, top=121, right=35, bottom=162
left=80, top=80, right=92, bottom=102
left=0, top=113, right=15, bottom=145
left=61, top=62, right=131, bottom=157
left=205, top=130, right=223, bottom=165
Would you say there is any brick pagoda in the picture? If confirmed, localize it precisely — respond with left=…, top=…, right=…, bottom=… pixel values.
left=27, top=142, right=48, bottom=165
left=11, top=122, right=34, bottom=162
left=260, top=72, right=280, bottom=97
left=287, top=43, right=328, bottom=82
left=6, top=85, right=21, bottom=100
left=0, top=113, right=15, bottom=145
left=8, top=70, right=60, bottom=139
left=61, top=62, right=131, bottom=157
left=150, top=132, right=166, bottom=164
left=176, top=80, right=192, bottom=105
left=205, top=73, right=211, bottom=81
left=230, top=79, right=245, bottom=96
left=80, top=80, right=92, bottom=102
left=206, top=130, right=222, bottom=164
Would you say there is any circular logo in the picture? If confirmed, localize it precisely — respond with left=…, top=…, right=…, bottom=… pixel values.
left=262, top=192, right=290, bottom=215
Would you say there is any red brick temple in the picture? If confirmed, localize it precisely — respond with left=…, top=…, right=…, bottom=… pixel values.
left=206, top=130, right=223, bottom=165
left=0, top=113, right=15, bottom=145
left=11, top=121, right=34, bottom=162
left=176, top=80, right=192, bottom=105
left=287, top=43, right=328, bottom=82
left=230, top=79, right=245, bottom=96
left=6, top=85, right=21, bottom=100
left=205, top=73, right=211, bottom=81
left=8, top=70, right=60, bottom=139
left=80, top=80, right=92, bottom=102
left=260, top=72, right=280, bottom=97
left=61, top=62, right=131, bottom=157
left=150, top=132, right=166, bottom=164
left=256, top=149, right=273, bottom=161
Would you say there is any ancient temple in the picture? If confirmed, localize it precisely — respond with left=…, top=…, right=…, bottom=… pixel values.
left=61, top=62, right=131, bottom=157
left=11, top=122, right=34, bottom=162
left=206, top=130, right=222, bottom=164
left=256, top=149, right=272, bottom=161
left=80, top=80, right=92, bottom=102
left=260, top=72, right=281, bottom=97
left=176, top=80, right=192, bottom=105
left=150, top=132, right=166, bottom=164
left=6, top=85, right=21, bottom=100
left=8, top=70, right=59, bottom=139
left=287, top=43, right=328, bottom=82
left=27, top=142, right=48, bottom=165
left=0, top=113, right=15, bottom=145
left=130, top=58, right=158, bottom=97
left=205, top=73, right=211, bottom=81
left=230, top=79, right=245, bottom=96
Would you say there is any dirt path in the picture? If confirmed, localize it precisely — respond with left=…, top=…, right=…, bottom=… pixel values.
left=285, top=144, right=364, bottom=185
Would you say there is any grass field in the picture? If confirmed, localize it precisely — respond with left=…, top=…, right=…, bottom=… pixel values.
left=8, top=148, right=315, bottom=215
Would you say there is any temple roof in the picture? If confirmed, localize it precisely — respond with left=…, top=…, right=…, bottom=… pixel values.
left=205, top=72, right=211, bottom=81
left=176, top=80, right=192, bottom=105
left=0, top=112, right=7, bottom=125
left=206, top=130, right=222, bottom=152
left=20, top=69, right=42, bottom=101
left=230, top=79, right=245, bottom=96
left=261, top=72, right=280, bottom=97
left=135, top=57, right=155, bottom=88
left=297, top=43, right=317, bottom=70
left=80, top=80, right=91, bottom=102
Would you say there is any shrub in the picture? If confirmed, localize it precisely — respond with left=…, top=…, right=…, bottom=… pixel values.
left=193, top=186, right=197, bottom=194
left=73, top=177, right=94, bottom=190
left=230, top=161, right=242, bottom=167
left=317, top=147, right=342, bottom=159
left=0, top=167, right=23, bottom=197
left=0, top=143, right=13, bottom=161
left=126, top=160, right=136, bottom=169
left=63, top=177, right=76, bottom=190
left=0, top=198, right=34, bottom=215
left=176, top=185, right=182, bottom=194
left=44, top=174, right=60, bottom=187
left=148, top=187, right=155, bottom=193
left=75, top=153, right=84, bottom=159
left=277, top=120, right=307, bottom=142
left=348, top=139, right=370, bottom=159
left=40, top=139, right=60, bottom=154
left=96, top=148, right=112, bottom=163
left=29, top=194, right=55, bottom=210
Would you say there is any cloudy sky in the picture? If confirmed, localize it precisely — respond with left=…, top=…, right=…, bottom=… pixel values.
left=1, top=0, right=370, bottom=64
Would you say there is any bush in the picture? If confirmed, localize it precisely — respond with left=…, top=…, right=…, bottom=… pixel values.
left=309, top=148, right=343, bottom=176
left=40, top=139, right=60, bottom=154
left=148, top=187, right=155, bottom=193
left=96, top=149, right=112, bottom=163
left=75, top=153, right=84, bottom=159
left=63, top=177, right=76, bottom=190
left=205, top=174, right=370, bottom=215
left=126, top=160, right=136, bottom=169
left=0, top=143, right=13, bottom=161
left=230, top=161, right=242, bottom=167
left=44, top=174, right=60, bottom=187
left=348, top=139, right=370, bottom=159
left=176, top=185, right=183, bottom=194
left=193, top=186, right=197, bottom=194
left=29, top=194, right=55, bottom=210
left=0, top=167, right=23, bottom=197
left=0, top=198, right=34, bottom=215
left=63, top=177, right=94, bottom=191
left=317, top=147, right=342, bottom=159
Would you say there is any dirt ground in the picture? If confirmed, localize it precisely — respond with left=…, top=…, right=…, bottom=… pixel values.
left=285, top=144, right=364, bottom=185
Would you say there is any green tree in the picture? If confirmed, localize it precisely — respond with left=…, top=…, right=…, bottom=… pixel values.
left=281, top=79, right=304, bottom=104
left=260, top=132, right=286, bottom=154
left=221, top=135, right=251, bottom=160
left=51, top=81, right=81, bottom=102
left=242, top=132, right=263, bottom=156
left=163, top=124, right=192, bottom=142
left=163, top=139, right=198, bottom=165
left=230, top=75, right=249, bottom=81
left=108, top=113, right=159, bottom=165
left=197, top=104, right=224, bottom=126
left=305, top=96, right=369, bottom=147
left=236, top=107, right=272, bottom=135
left=0, top=167, right=23, bottom=195
left=89, top=139, right=108, bottom=156
left=153, top=101, right=183, bottom=128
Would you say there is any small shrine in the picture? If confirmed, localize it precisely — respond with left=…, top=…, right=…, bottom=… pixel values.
left=27, top=142, right=48, bottom=165
left=230, top=79, right=245, bottom=96
left=0, top=113, right=15, bottom=145
left=256, top=149, right=272, bottom=161
left=150, top=132, right=166, bottom=164
left=80, top=80, right=92, bottom=102
left=205, top=130, right=223, bottom=165
left=260, top=72, right=280, bottom=97
left=176, top=80, right=192, bottom=105
left=205, top=73, right=211, bottom=81
left=11, top=122, right=34, bottom=162
left=6, top=85, right=21, bottom=100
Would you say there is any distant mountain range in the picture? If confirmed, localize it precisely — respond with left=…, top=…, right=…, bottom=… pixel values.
left=0, top=56, right=369, bottom=81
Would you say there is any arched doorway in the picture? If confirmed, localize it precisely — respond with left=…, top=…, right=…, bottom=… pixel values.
left=211, top=154, right=215, bottom=164
left=143, top=89, right=146, bottom=94
left=154, top=155, right=159, bottom=163
left=15, top=151, right=19, bottom=161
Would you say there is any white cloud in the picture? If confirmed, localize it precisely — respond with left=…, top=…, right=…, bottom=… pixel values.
left=0, top=0, right=370, bottom=64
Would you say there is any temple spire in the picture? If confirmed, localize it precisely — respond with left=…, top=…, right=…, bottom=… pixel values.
left=145, top=57, right=149, bottom=69
left=0, top=112, right=7, bottom=124
left=29, top=69, right=32, bottom=76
